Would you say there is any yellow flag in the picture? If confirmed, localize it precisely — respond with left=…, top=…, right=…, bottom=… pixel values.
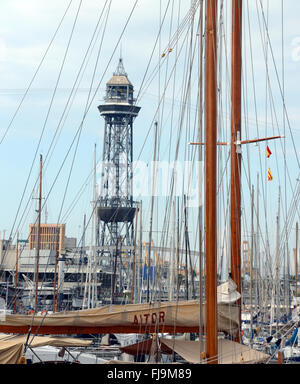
left=268, top=168, right=273, bottom=181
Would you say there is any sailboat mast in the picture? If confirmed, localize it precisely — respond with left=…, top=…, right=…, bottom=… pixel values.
left=270, top=188, right=281, bottom=331
left=169, top=197, right=175, bottom=301
left=34, top=154, right=43, bottom=312
left=91, top=143, right=97, bottom=308
left=296, top=222, right=298, bottom=294
left=138, top=200, right=143, bottom=303
left=230, top=0, right=242, bottom=335
left=130, top=204, right=139, bottom=304
left=250, top=185, right=254, bottom=346
left=198, top=0, right=204, bottom=356
left=205, top=0, right=218, bottom=363
left=184, top=194, right=189, bottom=300
left=53, top=225, right=59, bottom=312
left=147, top=121, right=158, bottom=302
left=80, top=214, right=86, bottom=296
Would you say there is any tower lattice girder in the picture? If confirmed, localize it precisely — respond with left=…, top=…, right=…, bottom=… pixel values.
left=97, top=59, right=140, bottom=299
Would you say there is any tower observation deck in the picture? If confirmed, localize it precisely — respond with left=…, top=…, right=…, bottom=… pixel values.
left=97, top=59, right=140, bottom=301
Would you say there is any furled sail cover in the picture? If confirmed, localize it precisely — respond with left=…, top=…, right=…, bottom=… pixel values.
left=0, top=299, right=239, bottom=337
left=217, top=278, right=241, bottom=304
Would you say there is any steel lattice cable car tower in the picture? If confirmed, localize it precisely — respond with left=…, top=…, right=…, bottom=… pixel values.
left=97, top=59, right=140, bottom=301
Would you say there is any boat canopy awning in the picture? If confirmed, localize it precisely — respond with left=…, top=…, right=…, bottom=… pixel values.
left=0, top=338, right=24, bottom=364
left=0, top=335, right=92, bottom=364
left=120, top=337, right=270, bottom=364
left=160, top=338, right=270, bottom=364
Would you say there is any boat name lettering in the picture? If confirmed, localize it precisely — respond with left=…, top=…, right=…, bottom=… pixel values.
left=133, top=311, right=165, bottom=325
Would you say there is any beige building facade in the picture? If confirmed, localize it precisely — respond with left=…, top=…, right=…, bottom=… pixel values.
left=29, top=224, right=65, bottom=252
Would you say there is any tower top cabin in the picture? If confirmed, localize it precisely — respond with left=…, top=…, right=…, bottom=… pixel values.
left=98, top=58, right=140, bottom=117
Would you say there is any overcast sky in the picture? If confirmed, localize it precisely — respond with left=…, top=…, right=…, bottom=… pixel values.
left=0, top=0, right=300, bottom=260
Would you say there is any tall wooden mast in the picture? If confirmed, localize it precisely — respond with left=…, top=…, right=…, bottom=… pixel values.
left=205, top=0, right=218, bottom=363
left=230, top=0, right=242, bottom=334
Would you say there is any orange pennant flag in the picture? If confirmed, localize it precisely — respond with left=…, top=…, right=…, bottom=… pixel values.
left=268, top=168, right=273, bottom=181
left=266, top=145, right=272, bottom=158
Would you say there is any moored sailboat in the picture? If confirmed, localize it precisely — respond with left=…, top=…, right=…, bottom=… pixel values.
left=0, top=0, right=298, bottom=365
